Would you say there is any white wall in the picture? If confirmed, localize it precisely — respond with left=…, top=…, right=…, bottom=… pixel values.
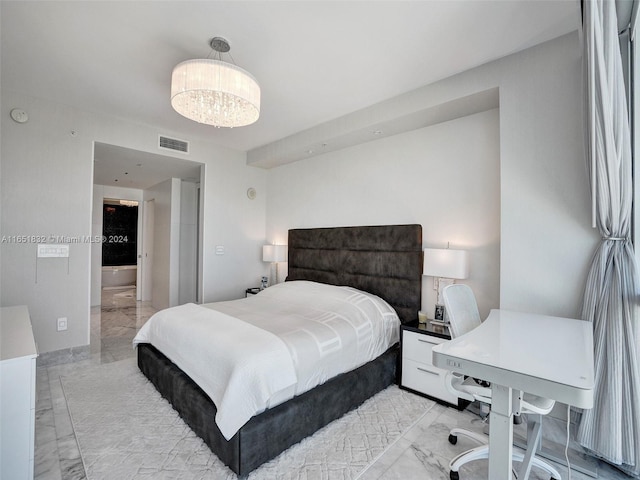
left=490, top=33, right=596, bottom=317
left=267, top=110, right=500, bottom=318
left=203, top=159, right=271, bottom=300
left=179, top=180, right=198, bottom=304
left=0, top=91, right=267, bottom=353
left=144, top=178, right=179, bottom=311
left=267, top=32, right=599, bottom=319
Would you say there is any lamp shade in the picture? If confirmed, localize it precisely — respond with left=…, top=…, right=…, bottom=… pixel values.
left=263, top=244, right=287, bottom=263
left=423, top=248, right=469, bottom=279
left=171, top=59, right=260, bottom=128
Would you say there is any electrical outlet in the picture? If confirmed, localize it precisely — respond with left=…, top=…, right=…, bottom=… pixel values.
left=57, top=317, right=67, bottom=331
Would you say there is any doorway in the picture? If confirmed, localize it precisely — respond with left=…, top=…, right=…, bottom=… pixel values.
left=99, top=199, right=140, bottom=306
left=91, top=142, right=204, bottom=308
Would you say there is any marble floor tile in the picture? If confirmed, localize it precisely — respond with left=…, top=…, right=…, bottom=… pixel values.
left=357, top=437, right=414, bottom=479
left=34, top=406, right=62, bottom=480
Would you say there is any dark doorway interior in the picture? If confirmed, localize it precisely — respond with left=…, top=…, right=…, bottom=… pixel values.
left=102, top=203, right=138, bottom=266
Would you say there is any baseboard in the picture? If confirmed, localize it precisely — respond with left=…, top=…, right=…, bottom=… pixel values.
left=37, top=344, right=90, bottom=367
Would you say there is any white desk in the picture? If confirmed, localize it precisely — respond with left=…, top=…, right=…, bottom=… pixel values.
left=432, top=309, right=594, bottom=479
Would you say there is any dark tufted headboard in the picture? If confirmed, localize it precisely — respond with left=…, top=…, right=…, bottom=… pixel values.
left=286, top=224, right=423, bottom=324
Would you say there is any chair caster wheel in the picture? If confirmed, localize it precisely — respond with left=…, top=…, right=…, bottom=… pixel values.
left=450, top=471, right=460, bottom=480
left=448, top=434, right=458, bottom=445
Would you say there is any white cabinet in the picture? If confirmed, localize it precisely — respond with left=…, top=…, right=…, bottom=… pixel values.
left=400, top=323, right=459, bottom=406
left=1, top=306, right=38, bottom=480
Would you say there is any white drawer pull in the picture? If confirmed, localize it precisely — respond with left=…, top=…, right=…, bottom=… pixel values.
left=417, top=367, right=439, bottom=376
left=418, top=338, right=436, bottom=345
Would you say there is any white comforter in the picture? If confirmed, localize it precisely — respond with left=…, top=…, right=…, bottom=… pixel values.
left=133, top=281, right=400, bottom=440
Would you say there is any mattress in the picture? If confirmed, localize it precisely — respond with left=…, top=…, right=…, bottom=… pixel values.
left=133, top=280, right=400, bottom=439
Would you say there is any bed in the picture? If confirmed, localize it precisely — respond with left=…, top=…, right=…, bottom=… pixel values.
left=135, top=224, right=423, bottom=477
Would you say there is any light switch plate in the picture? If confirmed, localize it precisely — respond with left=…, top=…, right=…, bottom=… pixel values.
left=37, top=244, right=69, bottom=258
left=57, top=317, right=67, bottom=331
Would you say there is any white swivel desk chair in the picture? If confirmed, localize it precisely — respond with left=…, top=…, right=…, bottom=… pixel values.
left=441, top=284, right=561, bottom=480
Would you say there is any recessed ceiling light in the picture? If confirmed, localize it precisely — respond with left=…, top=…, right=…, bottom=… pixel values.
left=372, top=130, right=383, bottom=136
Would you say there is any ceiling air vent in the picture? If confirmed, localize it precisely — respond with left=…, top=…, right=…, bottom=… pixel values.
left=158, top=135, right=189, bottom=154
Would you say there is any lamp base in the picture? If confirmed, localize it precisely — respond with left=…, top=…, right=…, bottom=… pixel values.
left=434, top=304, right=445, bottom=321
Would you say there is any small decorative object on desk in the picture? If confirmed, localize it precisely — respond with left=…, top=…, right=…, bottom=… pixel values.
left=434, top=304, right=445, bottom=321
left=260, top=276, right=268, bottom=290
left=418, top=311, right=428, bottom=324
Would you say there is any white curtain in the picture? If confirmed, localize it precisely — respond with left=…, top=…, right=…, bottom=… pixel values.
left=578, top=0, right=640, bottom=477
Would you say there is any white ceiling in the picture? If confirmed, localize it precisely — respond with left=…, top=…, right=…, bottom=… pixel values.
left=94, top=143, right=202, bottom=190
left=1, top=1, right=579, bottom=185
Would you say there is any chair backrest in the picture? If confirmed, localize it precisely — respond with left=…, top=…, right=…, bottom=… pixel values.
left=442, top=284, right=481, bottom=339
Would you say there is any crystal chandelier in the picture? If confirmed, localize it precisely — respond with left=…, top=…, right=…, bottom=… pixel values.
left=171, top=37, right=260, bottom=128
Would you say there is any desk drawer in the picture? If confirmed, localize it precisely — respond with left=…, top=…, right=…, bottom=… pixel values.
left=402, top=358, right=457, bottom=404
left=403, top=330, right=445, bottom=365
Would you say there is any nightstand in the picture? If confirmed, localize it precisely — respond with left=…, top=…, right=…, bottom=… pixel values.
left=400, top=320, right=464, bottom=408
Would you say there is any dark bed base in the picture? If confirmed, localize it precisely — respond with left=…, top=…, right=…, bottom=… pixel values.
left=138, top=342, right=399, bottom=477
left=137, top=224, right=423, bottom=476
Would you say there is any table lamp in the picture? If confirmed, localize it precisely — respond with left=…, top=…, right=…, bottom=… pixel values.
left=423, top=247, right=469, bottom=321
left=262, top=244, right=287, bottom=285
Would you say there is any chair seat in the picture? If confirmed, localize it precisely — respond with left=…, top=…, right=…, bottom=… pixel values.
left=449, top=374, right=492, bottom=403
left=450, top=373, right=555, bottom=416
left=522, top=393, right=555, bottom=415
